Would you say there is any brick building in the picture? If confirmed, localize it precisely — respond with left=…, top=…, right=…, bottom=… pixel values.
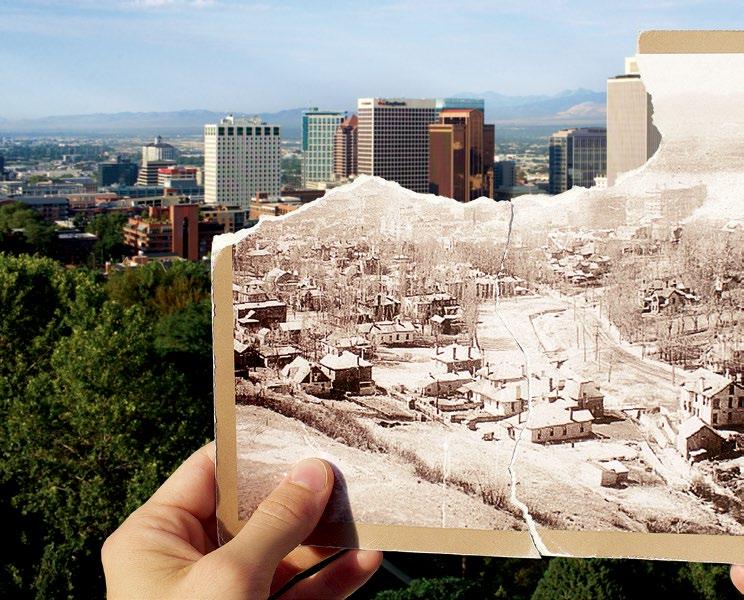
left=122, top=204, right=201, bottom=260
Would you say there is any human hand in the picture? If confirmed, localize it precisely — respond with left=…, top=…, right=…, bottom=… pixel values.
left=732, top=565, right=744, bottom=594
left=102, top=443, right=382, bottom=599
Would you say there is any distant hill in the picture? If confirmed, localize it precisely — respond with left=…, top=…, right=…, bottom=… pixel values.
left=456, top=88, right=606, bottom=124
left=0, top=89, right=607, bottom=137
left=0, top=109, right=306, bottom=138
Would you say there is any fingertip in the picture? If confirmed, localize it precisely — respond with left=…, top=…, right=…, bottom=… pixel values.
left=287, top=458, right=333, bottom=494
left=219, top=458, right=336, bottom=573
left=731, top=565, right=744, bottom=593
left=355, top=549, right=383, bottom=573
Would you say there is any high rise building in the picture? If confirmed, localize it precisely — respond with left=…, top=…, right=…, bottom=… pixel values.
left=357, top=98, right=439, bottom=193
left=142, top=136, right=178, bottom=164
left=548, top=127, right=607, bottom=194
left=302, top=108, right=346, bottom=188
left=98, top=155, right=138, bottom=187
left=428, top=108, right=491, bottom=202
left=493, top=160, right=516, bottom=189
left=333, top=115, right=358, bottom=180
left=203, top=116, right=282, bottom=207
left=357, top=98, right=487, bottom=193
left=606, top=56, right=662, bottom=186
left=483, top=124, right=495, bottom=198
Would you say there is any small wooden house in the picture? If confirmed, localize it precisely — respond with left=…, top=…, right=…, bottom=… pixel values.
left=319, top=351, right=375, bottom=395
left=281, top=357, right=332, bottom=397
left=677, top=416, right=726, bottom=461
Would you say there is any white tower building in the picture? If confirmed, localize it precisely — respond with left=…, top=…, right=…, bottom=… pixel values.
left=606, top=57, right=662, bottom=186
left=142, top=135, right=178, bottom=164
left=204, top=115, right=282, bottom=207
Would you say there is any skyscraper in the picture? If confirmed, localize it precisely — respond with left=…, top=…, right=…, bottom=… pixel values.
left=357, top=98, right=439, bottom=193
left=203, top=116, right=282, bottom=207
left=333, top=115, right=358, bottom=180
left=357, top=98, right=487, bottom=194
left=301, top=108, right=346, bottom=188
left=428, top=108, right=492, bottom=202
left=606, top=56, right=662, bottom=186
left=548, top=128, right=607, bottom=194
left=493, top=160, right=516, bottom=189
left=483, top=123, right=495, bottom=197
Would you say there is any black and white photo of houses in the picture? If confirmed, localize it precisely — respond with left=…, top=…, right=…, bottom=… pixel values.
left=229, top=53, right=744, bottom=539
left=231, top=171, right=743, bottom=535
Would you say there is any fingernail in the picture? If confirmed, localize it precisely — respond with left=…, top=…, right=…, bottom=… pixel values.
left=288, top=458, right=328, bottom=492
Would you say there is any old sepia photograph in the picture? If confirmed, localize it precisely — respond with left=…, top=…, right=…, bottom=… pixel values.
left=214, top=35, right=744, bottom=562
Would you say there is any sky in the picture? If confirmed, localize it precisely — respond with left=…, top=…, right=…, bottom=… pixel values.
left=1, top=0, right=743, bottom=119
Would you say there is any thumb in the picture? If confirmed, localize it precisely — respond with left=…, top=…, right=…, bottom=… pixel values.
left=732, top=565, right=744, bottom=594
left=209, top=458, right=334, bottom=590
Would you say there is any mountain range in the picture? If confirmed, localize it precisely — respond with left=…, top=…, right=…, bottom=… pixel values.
left=0, top=89, right=606, bottom=137
left=458, top=88, right=606, bottom=123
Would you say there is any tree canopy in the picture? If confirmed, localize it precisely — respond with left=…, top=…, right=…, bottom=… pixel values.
left=85, top=212, right=128, bottom=264
left=0, top=254, right=212, bottom=598
left=0, top=202, right=56, bottom=255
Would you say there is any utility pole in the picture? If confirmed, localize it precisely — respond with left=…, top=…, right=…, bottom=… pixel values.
left=582, top=324, right=587, bottom=363
left=573, top=294, right=576, bottom=321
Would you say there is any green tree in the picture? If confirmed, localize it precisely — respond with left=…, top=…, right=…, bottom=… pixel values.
left=105, top=260, right=210, bottom=317
left=154, top=299, right=214, bottom=403
left=0, top=203, right=56, bottom=255
left=85, top=212, right=128, bottom=264
left=480, top=557, right=549, bottom=600
left=678, top=563, right=742, bottom=600
left=374, top=577, right=482, bottom=600
left=531, top=558, right=626, bottom=600
left=0, top=254, right=212, bottom=598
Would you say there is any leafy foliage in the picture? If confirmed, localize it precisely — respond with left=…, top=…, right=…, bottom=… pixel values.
left=105, top=260, right=210, bottom=316
left=678, top=563, right=741, bottom=600
left=374, top=576, right=482, bottom=600
left=0, top=254, right=212, bottom=598
left=531, top=558, right=626, bottom=600
left=528, top=558, right=742, bottom=600
left=85, top=212, right=129, bottom=264
left=364, top=556, right=740, bottom=600
left=0, top=202, right=56, bottom=255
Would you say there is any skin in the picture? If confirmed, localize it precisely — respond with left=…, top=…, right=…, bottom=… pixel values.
left=732, top=565, right=744, bottom=594
left=102, top=443, right=382, bottom=599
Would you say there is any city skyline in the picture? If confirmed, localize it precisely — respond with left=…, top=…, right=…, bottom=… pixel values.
left=2, top=1, right=744, bottom=119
